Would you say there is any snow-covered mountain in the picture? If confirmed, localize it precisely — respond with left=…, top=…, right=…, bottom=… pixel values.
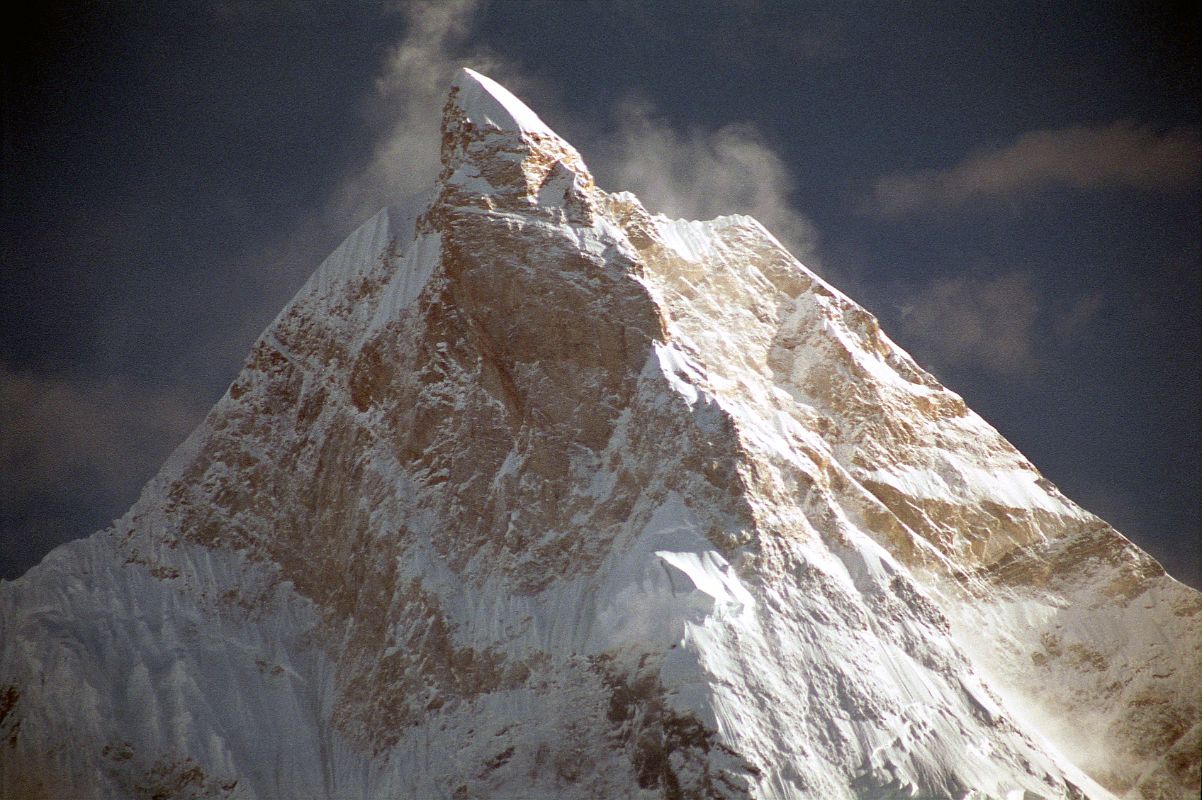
left=2, top=68, right=1197, bottom=800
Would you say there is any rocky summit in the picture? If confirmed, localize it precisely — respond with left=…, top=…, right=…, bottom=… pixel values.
left=1, top=69, right=1198, bottom=800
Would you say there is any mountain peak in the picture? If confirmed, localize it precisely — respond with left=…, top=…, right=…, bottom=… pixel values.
left=1, top=66, right=1198, bottom=800
left=439, top=68, right=594, bottom=215
left=449, top=67, right=555, bottom=137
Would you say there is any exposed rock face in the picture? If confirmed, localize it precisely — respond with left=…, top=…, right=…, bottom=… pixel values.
left=1, top=68, right=1198, bottom=800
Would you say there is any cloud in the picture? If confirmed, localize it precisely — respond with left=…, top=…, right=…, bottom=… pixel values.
left=894, top=272, right=1041, bottom=378
left=866, top=121, right=1202, bottom=216
left=1053, top=290, right=1106, bottom=342
left=892, top=273, right=1117, bottom=380
left=0, top=365, right=207, bottom=577
left=325, top=0, right=494, bottom=224
left=0, top=366, right=204, bottom=500
left=324, top=1, right=821, bottom=265
left=589, top=98, right=819, bottom=262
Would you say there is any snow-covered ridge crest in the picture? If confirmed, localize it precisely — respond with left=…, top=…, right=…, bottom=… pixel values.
left=0, top=68, right=1197, bottom=800
left=451, top=67, right=555, bottom=135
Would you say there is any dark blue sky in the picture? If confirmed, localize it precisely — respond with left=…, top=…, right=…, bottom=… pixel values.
left=2, top=1, right=1198, bottom=587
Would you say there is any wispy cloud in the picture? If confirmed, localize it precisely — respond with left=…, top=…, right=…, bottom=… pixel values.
left=894, top=272, right=1041, bottom=379
left=327, top=0, right=515, bottom=224
left=326, top=1, right=822, bottom=264
left=0, top=365, right=207, bottom=576
left=1053, top=290, right=1106, bottom=342
left=866, top=121, right=1202, bottom=216
left=892, top=271, right=1118, bottom=381
left=0, top=366, right=204, bottom=500
left=589, top=97, right=819, bottom=262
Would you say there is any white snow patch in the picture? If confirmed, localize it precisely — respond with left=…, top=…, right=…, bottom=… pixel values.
left=863, top=453, right=1062, bottom=513
left=452, top=67, right=555, bottom=136
left=589, top=494, right=752, bottom=653
left=656, top=217, right=723, bottom=263
left=367, top=231, right=441, bottom=333
left=653, top=341, right=711, bottom=410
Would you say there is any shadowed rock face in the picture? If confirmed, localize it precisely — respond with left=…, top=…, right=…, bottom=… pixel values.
left=1, top=69, right=1198, bottom=800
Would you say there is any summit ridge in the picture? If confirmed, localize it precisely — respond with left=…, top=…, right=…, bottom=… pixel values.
left=451, top=67, right=555, bottom=135
left=1, top=70, right=1198, bottom=800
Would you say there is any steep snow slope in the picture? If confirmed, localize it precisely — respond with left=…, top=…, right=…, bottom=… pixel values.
left=1, top=69, right=1197, bottom=800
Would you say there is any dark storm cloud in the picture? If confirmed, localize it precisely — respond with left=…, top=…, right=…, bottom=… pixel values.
left=866, top=121, right=1202, bottom=216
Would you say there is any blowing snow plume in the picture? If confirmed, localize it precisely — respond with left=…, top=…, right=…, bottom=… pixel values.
left=1, top=68, right=1198, bottom=800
